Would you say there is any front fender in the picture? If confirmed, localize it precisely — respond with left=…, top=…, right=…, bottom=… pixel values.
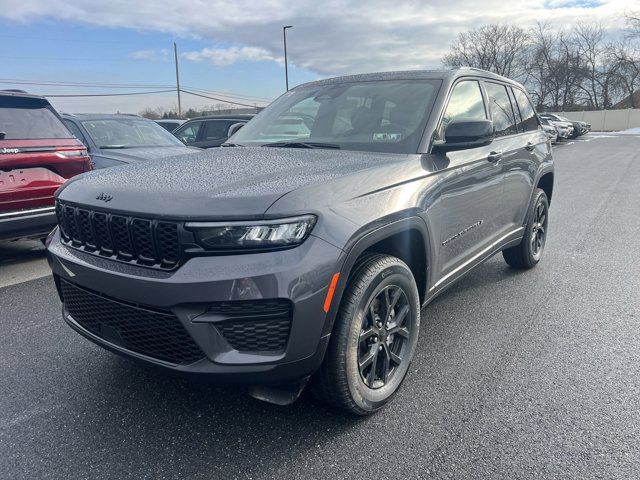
left=320, top=215, right=433, bottom=336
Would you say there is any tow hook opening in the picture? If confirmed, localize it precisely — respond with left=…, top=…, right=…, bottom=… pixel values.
left=247, top=377, right=310, bottom=406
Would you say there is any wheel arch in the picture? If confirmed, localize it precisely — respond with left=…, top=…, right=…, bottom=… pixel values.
left=321, top=216, right=433, bottom=337
left=537, top=170, right=554, bottom=204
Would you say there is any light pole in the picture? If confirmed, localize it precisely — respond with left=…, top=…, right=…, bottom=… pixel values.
left=173, top=42, right=182, bottom=118
left=283, top=25, right=293, bottom=91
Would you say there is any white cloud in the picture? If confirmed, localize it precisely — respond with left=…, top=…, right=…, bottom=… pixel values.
left=0, top=0, right=632, bottom=76
left=129, top=48, right=170, bottom=61
left=182, top=45, right=278, bottom=66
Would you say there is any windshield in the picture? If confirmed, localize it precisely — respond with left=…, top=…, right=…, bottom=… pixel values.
left=81, top=118, right=184, bottom=148
left=231, top=79, right=441, bottom=153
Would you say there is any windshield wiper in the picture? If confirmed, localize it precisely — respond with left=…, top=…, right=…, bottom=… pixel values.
left=99, top=145, right=131, bottom=149
left=221, top=142, right=244, bottom=147
left=262, top=141, right=341, bottom=150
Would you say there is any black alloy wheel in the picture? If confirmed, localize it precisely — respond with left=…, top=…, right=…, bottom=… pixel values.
left=530, top=199, right=548, bottom=261
left=358, top=285, right=411, bottom=389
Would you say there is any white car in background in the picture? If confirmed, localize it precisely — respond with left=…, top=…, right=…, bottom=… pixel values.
left=539, top=114, right=576, bottom=140
left=540, top=117, right=559, bottom=143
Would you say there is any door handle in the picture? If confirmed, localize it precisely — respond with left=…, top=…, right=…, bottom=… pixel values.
left=487, top=151, right=503, bottom=163
left=525, top=142, right=535, bottom=151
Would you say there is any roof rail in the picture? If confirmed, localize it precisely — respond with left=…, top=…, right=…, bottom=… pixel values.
left=456, top=66, right=492, bottom=74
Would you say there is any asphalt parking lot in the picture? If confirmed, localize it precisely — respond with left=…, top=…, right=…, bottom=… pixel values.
left=1, top=134, right=640, bottom=479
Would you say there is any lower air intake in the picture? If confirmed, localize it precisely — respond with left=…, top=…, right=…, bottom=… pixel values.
left=210, top=299, right=293, bottom=352
left=59, top=279, right=203, bottom=365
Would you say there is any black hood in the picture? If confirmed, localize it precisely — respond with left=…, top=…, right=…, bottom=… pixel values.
left=57, top=147, right=416, bottom=219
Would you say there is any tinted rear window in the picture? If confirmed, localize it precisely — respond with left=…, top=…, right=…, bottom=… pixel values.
left=0, top=97, right=72, bottom=140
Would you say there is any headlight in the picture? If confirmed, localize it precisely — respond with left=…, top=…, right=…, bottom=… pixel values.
left=185, top=215, right=317, bottom=251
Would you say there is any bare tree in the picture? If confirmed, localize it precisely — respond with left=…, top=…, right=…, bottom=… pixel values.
left=570, top=24, right=623, bottom=109
left=526, top=23, right=556, bottom=108
left=445, top=18, right=640, bottom=112
left=609, top=41, right=640, bottom=108
left=626, top=11, right=640, bottom=38
left=139, top=107, right=160, bottom=119
left=442, top=24, right=530, bottom=79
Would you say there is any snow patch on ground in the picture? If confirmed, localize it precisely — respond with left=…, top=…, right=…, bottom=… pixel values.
left=591, top=127, right=640, bottom=135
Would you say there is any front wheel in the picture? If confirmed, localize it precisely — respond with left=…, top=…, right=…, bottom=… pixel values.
left=502, top=188, right=549, bottom=269
left=312, top=254, right=420, bottom=415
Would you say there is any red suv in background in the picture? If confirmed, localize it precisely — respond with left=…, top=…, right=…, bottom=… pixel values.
left=0, top=91, right=91, bottom=241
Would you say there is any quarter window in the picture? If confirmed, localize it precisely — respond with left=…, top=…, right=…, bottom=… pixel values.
left=440, top=80, right=487, bottom=138
left=512, top=88, right=540, bottom=132
left=63, top=120, right=88, bottom=146
left=484, top=82, right=518, bottom=137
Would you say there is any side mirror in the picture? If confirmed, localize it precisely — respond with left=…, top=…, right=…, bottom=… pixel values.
left=433, top=119, right=494, bottom=152
left=227, top=122, right=245, bottom=138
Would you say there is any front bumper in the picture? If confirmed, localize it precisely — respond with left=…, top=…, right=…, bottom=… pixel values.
left=47, top=228, right=343, bottom=384
left=556, top=128, right=572, bottom=139
left=0, top=206, right=57, bottom=241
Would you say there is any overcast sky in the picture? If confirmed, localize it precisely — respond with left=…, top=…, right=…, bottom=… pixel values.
left=0, top=0, right=633, bottom=113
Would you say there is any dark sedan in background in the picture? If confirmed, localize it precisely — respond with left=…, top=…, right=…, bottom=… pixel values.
left=155, top=119, right=186, bottom=132
left=62, top=114, right=196, bottom=169
left=173, top=114, right=254, bottom=148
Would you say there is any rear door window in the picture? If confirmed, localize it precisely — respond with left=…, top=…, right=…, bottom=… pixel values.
left=0, top=98, right=72, bottom=140
left=511, top=88, right=540, bottom=132
left=484, top=82, right=518, bottom=137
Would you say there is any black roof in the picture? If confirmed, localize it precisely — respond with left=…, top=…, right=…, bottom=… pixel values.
left=0, top=89, right=49, bottom=100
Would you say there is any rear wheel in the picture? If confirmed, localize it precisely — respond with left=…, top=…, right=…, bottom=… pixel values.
left=312, top=254, right=420, bottom=415
left=502, top=188, right=549, bottom=269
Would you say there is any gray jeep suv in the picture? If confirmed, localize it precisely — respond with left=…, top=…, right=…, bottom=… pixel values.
left=46, top=69, right=553, bottom=415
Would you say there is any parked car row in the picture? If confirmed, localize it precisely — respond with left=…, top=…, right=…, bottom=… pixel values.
left=539, top=113, right=591, bottom=142
left=62, top=114, right=196, bottom=169
left=171, top=114, right=253, bottom=148
left=0, top=91, right=258, bottom=242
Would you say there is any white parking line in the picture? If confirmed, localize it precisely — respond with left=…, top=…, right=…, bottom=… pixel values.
left=0, top=257, right=51, bottom=288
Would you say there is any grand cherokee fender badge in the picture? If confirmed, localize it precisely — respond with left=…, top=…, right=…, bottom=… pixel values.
left=442, top=220, right=483, bottom=246
left=96, top=192, right=113, bottom=202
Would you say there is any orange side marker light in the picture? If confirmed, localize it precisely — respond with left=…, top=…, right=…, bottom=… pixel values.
left=323, top=273, right=341, bottom=313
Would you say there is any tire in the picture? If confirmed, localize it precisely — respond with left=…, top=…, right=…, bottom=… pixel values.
left=311, top=254, right=420, bottom=415
left=502, top=188, right=549, bottom=269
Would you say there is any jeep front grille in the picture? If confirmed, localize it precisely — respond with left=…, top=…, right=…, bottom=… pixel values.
left=56, top=201, right=181, bottom=269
